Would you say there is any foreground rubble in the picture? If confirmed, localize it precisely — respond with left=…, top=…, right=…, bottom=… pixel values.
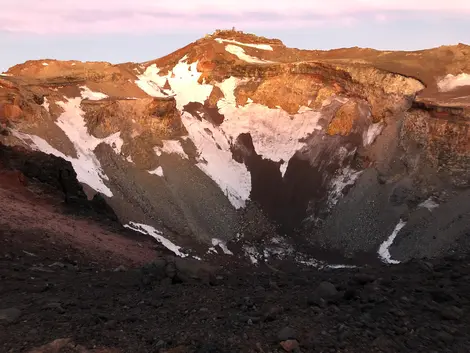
left=1, top=226, right=470, bottom=353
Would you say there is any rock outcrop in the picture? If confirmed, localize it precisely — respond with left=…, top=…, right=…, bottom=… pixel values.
left=0, top=144, right=119, bottom=223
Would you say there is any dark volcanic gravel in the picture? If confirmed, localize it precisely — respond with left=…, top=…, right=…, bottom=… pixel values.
left=1, top=231, right=470, bottom=353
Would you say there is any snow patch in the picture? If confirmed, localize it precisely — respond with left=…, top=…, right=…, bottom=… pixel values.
left=224, top=44, right=274, bottom=64
left=148, top=166, right=164, bottom=177
left=155, top=140, right=189, bottom=159
left=419, top=198, right=439, bottom=211
left=451, top=95, right=470, bottom=100
left=297, top=258, right=322, bottom=267
left=328, top=167, right=363, bottom=207
left=238, top=237, right=357, bottom=269
left=124, top=221, right=186, bottom=257
left=137, top=59, right=212, bottom=109
left=42, top=97, right=50, bottom=112
left=243, top=246, right=259, bottom=264
left=326, top=264, right=357, bottom=269
left=181, top=112, right=251, bottom=208
left=378, top=220, right=407, bottom=264
left=80, top=86, right=108, bottom=100
left=135, top=65, right=169, bottom=98
left=211, top=238, right=233, bottom=255
left=136, top=79, right=168, bottom=97
left=294, top=251, right=356, bottom=269
left=237, top=237, right=295, bottom=264
left=13, top=132, right=65, bottom=159
left=297, top=106, right=313, bottom=113
left=363, top=122, right=383, bottom=146
left=217, top=76, right=244, bottom=103
left=55, top=97, right=124, bottom=194
left=279, top=163, right=289, bottom=176
left=166, top=59, right=213, bottom=109
left=438, top=73, right=470, bottom=92
left=17, top=96, right=124, bottom=197
left=215, top=38, right=273, bottom=51
left=14, top=130, right=114, bottom=197
left=217, top=76, right=323, bottom=177
left=126, top=155, right=134, bottom=163
left=42, top=62, right=49, bottom=66
left=101, top=132, right=123, bottom=155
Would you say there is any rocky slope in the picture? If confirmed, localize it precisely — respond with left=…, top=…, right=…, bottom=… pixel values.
left=0, top=30, right=469, bottom=265
left=0, top=143, right=169, bottom=267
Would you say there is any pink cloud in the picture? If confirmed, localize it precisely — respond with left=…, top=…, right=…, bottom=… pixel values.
left=1, top=0, right=469, bottom=34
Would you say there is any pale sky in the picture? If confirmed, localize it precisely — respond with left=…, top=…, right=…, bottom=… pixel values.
left=1, top=0, right=469, bottom=71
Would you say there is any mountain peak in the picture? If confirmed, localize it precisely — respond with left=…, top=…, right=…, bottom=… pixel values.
left=138, top=29, right=288, bottom=81
left=203, top=29, right=284, bottom=47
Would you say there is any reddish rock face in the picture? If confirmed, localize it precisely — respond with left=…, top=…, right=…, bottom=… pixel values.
left=0, top=77, right=17, bottom=89
left=402, top=102, right=470, bottom=187
left=197, top=60, right=216, bottom=72
left=327, top=101, right=359, bottom=136
left=0, top=103, right=23, bottom=121
left=207, top=86, right=224, bottom=107
left=82, top=97, right=184, bottom=140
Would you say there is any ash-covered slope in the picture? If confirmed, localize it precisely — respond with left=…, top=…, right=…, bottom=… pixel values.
left=0, top=30, right=469, bottom=265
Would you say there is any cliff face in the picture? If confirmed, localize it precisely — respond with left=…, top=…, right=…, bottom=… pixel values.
left=0, top=144, right=119, bottom=223
left=402, top=101, right=470, bottom=187
left=1, top=31, right=469, bottom=264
